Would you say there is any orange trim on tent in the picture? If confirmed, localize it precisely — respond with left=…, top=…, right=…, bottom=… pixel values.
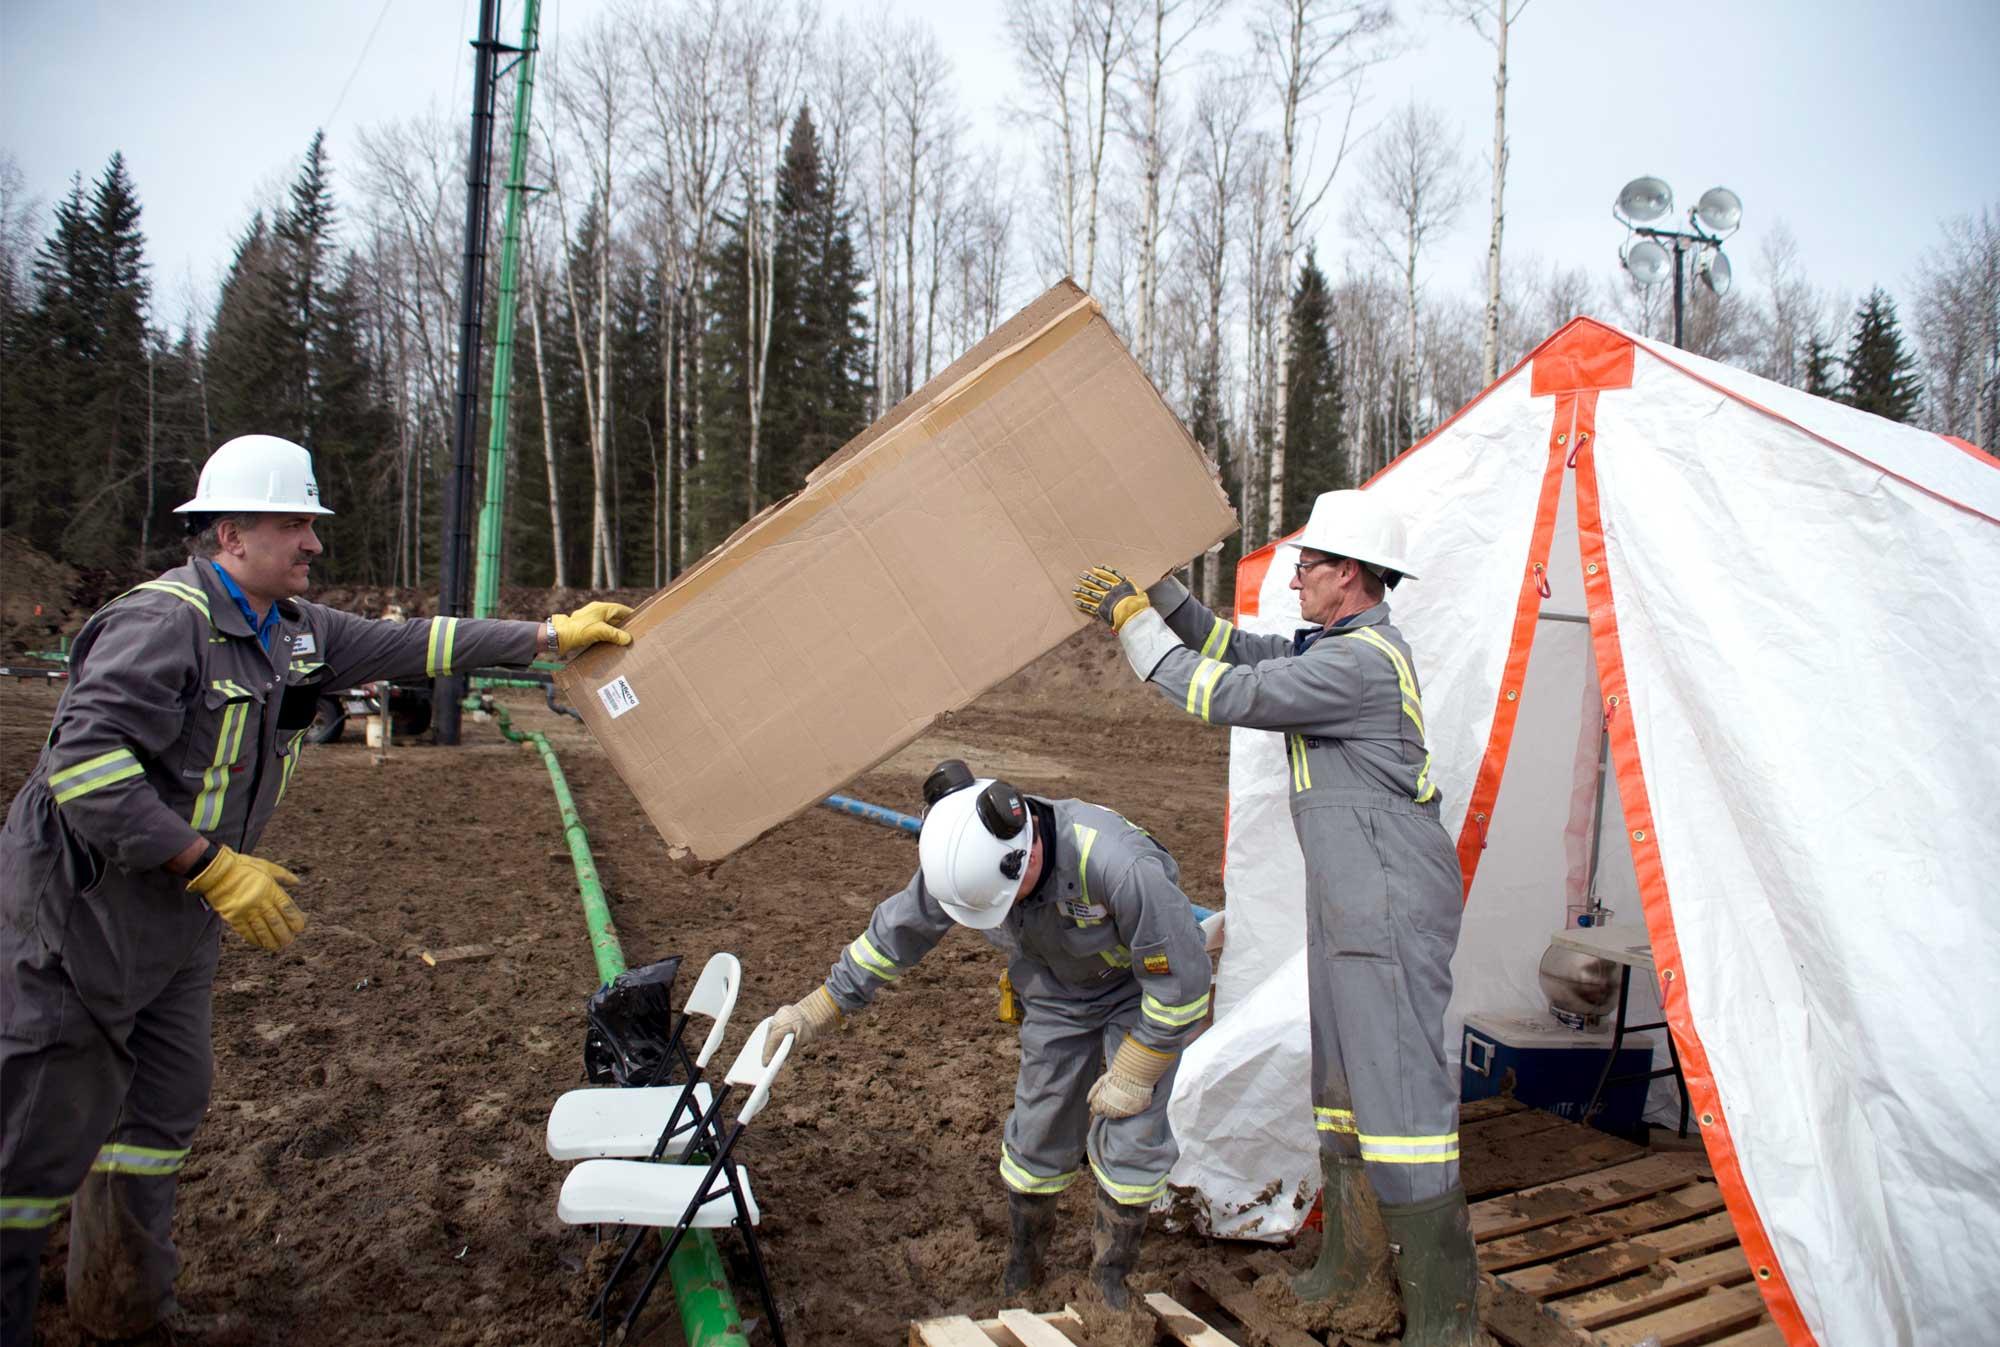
left=1940, top=433, right=1996, bottom=466
left=1529, top=321, right=1636, bottom=396
left=1573, top=411, right=1816, bottom=1347
left=1234, top=541, right=1282, bottom=620
left=1450, top=393, right=1576, bottom=894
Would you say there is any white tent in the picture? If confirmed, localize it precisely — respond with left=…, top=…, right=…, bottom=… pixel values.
left=1164, top=318, right=2000, bottom=1347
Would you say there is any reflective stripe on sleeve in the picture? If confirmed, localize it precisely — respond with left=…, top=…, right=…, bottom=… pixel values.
left=426, top=617, right=460, bottom=677
left=1089, top=1157, right=1168, bottom=1206
left=1184, top=657, right=1227, bottom=722
left=1314, top=1106, right=1357, bottom=1135
left=1356, top=1131, right=1460, bottom=1165
left=1142, top=991, right=1211, bottom=1028
left=999, top=1144, right=1078, bottom=1196
left=49, top=748, right=144, bottom=805
left=1199, top=617, right=1234, bottom=660
left=846, top=933, right=901, bottom=982
left=0, top=1194, right=72, bottom=1230
left=91, top=1142, right=190, bottom=1177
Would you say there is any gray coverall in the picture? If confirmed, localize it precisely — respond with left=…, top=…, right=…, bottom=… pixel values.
left=0, top=558, right=538, bottom=1340
left=823, top=798, right=1211, bottom=1207
left=1122, top=581, right=1465, bottom=1207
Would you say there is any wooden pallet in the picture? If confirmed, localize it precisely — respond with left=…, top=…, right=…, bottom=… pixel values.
left=1472, top=1146, right=1776, bottom=1346
left=909, top=1292, right=1244, bottom=1347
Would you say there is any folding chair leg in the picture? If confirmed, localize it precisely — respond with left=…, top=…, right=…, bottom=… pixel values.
left=616, top=1224, right=692, bottom=1343
left=588, top=1223, right=647, bottom=1322
left=734, top=1209, right=786, bottom=1347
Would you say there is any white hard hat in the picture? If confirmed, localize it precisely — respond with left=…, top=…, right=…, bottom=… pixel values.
left=1283, top=489, right=1416, bottom=581
left=174, top=435, right=334, bottom=516
left=919, top=778, right=1035, bottom=930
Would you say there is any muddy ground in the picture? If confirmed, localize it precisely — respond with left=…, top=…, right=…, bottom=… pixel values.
left=4, top=617, right=1340, bottom=1346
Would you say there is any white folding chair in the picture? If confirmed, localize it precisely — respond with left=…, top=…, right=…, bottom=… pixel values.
left=546, top=952, right=741, bottom=1163
left=560, top=1018, right=793, bottom=1346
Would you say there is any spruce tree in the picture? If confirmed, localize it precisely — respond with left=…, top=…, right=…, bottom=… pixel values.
left=1803, top=329, right=1838, bottom=399
left=1838, top=288, right=1922, bottom=422
left=1282, top=249, right=1346, bottom=533
left=205, top=213, right=293, bottom=443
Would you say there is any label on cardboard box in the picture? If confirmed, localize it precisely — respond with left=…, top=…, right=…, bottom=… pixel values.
left=596, top=677, right=640, bottom=719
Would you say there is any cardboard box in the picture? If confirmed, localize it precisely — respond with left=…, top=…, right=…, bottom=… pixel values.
left=557, top=280, right=1238, bottom=862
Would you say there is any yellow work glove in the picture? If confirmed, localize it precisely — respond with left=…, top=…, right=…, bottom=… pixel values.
left=186, top=847, right=308, bottom=952
left=549, top=601, right=635, bottom=654
left=1087, top=1035, right=1175, bottom=1119
left=1072, top=565, right=1150, bottom=632
left=764, top=985, right=843, bottom=1064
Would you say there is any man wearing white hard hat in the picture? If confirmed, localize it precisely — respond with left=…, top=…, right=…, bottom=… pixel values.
left=0, top=435, right=635, bottom=1341
left=764, top=760, right=1210, bottom=1310
left=1073, top=490, right=1477, bottom=1346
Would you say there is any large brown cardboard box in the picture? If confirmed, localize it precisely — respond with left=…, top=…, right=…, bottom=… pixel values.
left=556, top=280, right=1237, bottom=862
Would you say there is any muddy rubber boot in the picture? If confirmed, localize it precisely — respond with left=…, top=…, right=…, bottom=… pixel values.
left=1001, top=1191, right=1060, bottom=1297
left=1380, top=1186, right=1481, bottom=1347
left=1293, top=1152, right=1391, bottom=1301
left=1088, top=1187, right=1149, bottom=1310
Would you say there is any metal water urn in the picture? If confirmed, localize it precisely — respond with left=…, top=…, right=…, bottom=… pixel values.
left=1539, top=943, right=1619, bottom=1028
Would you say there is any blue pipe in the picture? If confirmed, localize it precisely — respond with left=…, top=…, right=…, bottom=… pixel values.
left=821, top=794, right=922, bottom=834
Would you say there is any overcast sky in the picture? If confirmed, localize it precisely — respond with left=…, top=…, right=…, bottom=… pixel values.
left=4, top=0, right=1996, bottom=336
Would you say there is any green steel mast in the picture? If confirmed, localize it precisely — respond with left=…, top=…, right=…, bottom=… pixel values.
left=472, top=0, right=541, bottom=618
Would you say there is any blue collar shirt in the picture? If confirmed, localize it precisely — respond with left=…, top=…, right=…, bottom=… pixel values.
left=206, top=560, right=282, bottom=652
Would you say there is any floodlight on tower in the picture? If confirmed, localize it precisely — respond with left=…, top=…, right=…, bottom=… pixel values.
left=1615, top=176, right=1674, bottom=224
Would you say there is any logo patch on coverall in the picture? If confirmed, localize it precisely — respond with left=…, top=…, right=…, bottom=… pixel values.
left=291, top=632, right=316, bottom=656
left=1058, top=898, right=1107, bottom=922
left=1143, top=953, right=1171, bottom=975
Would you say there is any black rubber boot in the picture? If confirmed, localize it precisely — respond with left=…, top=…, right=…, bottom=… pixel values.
left=1292, top=1152, right=1392, bottom=1302
left=1379, top=1186, right=1481, bottom=1347
left=1089, top=1187, right=1149, bottom=1310
left=1001, top=1191, right=1060, bottom=1297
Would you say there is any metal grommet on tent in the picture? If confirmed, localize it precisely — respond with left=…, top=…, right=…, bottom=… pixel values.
left=1662, top=969, right=1676, bottom=982
left=1505, top=690, right=1517, bottom=702
left=1700, top=1111, right=1715, bottom=1127
left=1607, top=694, right=1620, bottom=707
left=1633, top=829, right=1647, bottom=841
left=1557, top=432, right=1568, bottom=445
left=1757, top=1266, right=1773, bottom=1280
left=1587, top=562, right=1601, bottom=575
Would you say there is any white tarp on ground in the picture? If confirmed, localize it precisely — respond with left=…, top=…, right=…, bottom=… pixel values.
left=1163, top=319, right=2000, bottom=1347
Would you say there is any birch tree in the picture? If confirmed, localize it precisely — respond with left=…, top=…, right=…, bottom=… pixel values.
left=1912, top=207, right=2000, bottom=450
left=1349, top=100, right=1470, bottom=439
left=1252, top=0, right=1393, bottom=539
left=1436, top=0, right=1528, bottom=383
left=734, top=0, right=817, bottom=515
left=547, top=18, right=633, bottom=585
left=1004, top=0, right=1086, bottom=281
left=1121, top=0, right=1226, bottom=373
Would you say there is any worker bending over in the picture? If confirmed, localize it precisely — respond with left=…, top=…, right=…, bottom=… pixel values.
left=766, top=762, right=1210, bottom=1309
left=1074, top=490, right=1476, bottom=1346
left=0, top=436, right=634, bottom=1343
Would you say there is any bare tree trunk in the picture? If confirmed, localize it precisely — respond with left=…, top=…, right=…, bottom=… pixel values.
left=595, top=214, right=616, bottom=587
left=522, top=241, right=568, bottom=588
left=1081, top=0, right=1125, bottom=293
left=1480, top=1, right=1510, bottom=382
left=140, top=349, right=154, bottom=568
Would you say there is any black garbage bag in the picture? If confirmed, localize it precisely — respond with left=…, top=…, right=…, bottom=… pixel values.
left=582, top=954, right=685, bottom=1086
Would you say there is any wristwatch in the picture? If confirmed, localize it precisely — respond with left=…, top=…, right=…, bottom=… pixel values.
left=543, top=618, right=560, bottom=655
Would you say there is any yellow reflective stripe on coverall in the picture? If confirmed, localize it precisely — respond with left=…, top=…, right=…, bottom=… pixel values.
left=0, top=1195, right=72, bottom=1230
left=1338, top=627, right=1437, bottom=804
left=91, top=1142, right=190, bottom=1176
left=999, top=1144, right=1078, bottom=1195
left=1315, top=1106, right=1357, bottom=1134
left=426, top=617, right=460, bottom=677
left=49, top=749, right=145, bottom=805
left=1357, top=1132, right=1460, bottom=1165
left=847, top=932, right=900, bottom=981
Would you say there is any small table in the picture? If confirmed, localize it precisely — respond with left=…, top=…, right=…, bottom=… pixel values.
left=1550, top=923, right=1692, bottom=1138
